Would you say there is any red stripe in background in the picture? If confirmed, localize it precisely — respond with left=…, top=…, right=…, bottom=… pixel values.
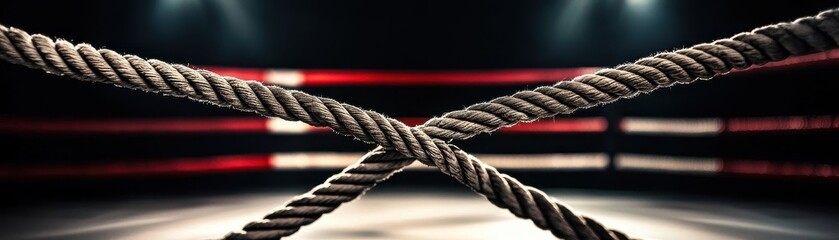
left=0, top=155, right=272, bottom=179
left=4, top=115, right=839, bottom=134
left=731, top=48, right=839, bottom=73
left=0, top=117, right=269, bottom=133
left=200, top=67, right=601, bottom=85
left=309, top=117, right=607, bottom=133
left=198, top=48, right=839, bottom=86
left=721, top=159, right=839, bottom=178
left=501, top=118, right=607, bottom=133
left=3, top=154, right=838, bottom=179
left=725, top=115, right=839, bottom=132
left=300, top=68, right=601, bottom=86
left=0, top=117, right=607, bottom=134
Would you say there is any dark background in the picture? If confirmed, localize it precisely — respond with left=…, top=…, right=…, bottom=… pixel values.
left=0, top=0, right=838, bottom=205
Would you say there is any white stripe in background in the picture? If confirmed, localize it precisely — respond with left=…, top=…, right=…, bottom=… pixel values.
left=471, top=153, right=608, bottom=170
left=622, top=118, right=722, bottom=136
left=265, top=70, right=305, bottom=87
left=616, top=154, right=721, bottom=174
left=266, top=118, right=314, bottom=133
left=269, top=153, right=608, bottom=170
left=269, top=153, right=363, bottom=169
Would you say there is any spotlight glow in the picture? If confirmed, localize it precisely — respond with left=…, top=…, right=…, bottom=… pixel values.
left=627, top=0, right=654, bottom=9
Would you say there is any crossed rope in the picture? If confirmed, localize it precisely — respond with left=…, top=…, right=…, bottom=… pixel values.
left=1, top=8, right=838, bottom=240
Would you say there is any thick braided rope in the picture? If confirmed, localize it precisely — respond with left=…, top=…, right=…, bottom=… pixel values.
left=0, top=23, right=456, bottom=167
left=420, top=9, right=839, bottom=140
left=221, top=148, right=416, bottom=239
left=2, top=9, right=838, bottom=169
left=230, top=146, right=631, bottom=240
left=0, top=22, right=632, bottom=239
left=2, top=10, right=839, bottom=171
left=0, top=8, right=837, bottom=240
left=224, top=9, right=839, bottom=240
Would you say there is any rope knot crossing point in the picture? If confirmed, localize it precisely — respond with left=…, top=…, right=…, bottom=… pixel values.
left=1, top=8, right=838, bottom=240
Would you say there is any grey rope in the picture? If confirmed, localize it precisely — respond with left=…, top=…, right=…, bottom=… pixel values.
left=229, top=146, right=631, bottom=240
left=224, top=148, right=416, bottom=239
left=2, top=10, right=839, bottom=171
left=1, top=8, right=837, bottom=240
left=225, top=8, right=839, bottom=240
left=0, top=22, right=631, bottom=239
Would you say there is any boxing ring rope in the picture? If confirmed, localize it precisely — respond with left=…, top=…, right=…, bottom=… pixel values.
left=2, top=8, right=839, bottom=240
left=199, top=48, right=839, bottom=87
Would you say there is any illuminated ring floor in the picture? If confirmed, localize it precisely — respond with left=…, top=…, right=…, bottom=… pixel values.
left=0, top=189, right=836, bottom=240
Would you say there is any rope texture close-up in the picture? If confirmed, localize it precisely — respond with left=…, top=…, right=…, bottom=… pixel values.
left=1, top=7, right=838, bottom=240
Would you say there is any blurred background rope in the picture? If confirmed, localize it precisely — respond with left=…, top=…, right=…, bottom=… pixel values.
left=1, top=7, right=838, bottom=240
